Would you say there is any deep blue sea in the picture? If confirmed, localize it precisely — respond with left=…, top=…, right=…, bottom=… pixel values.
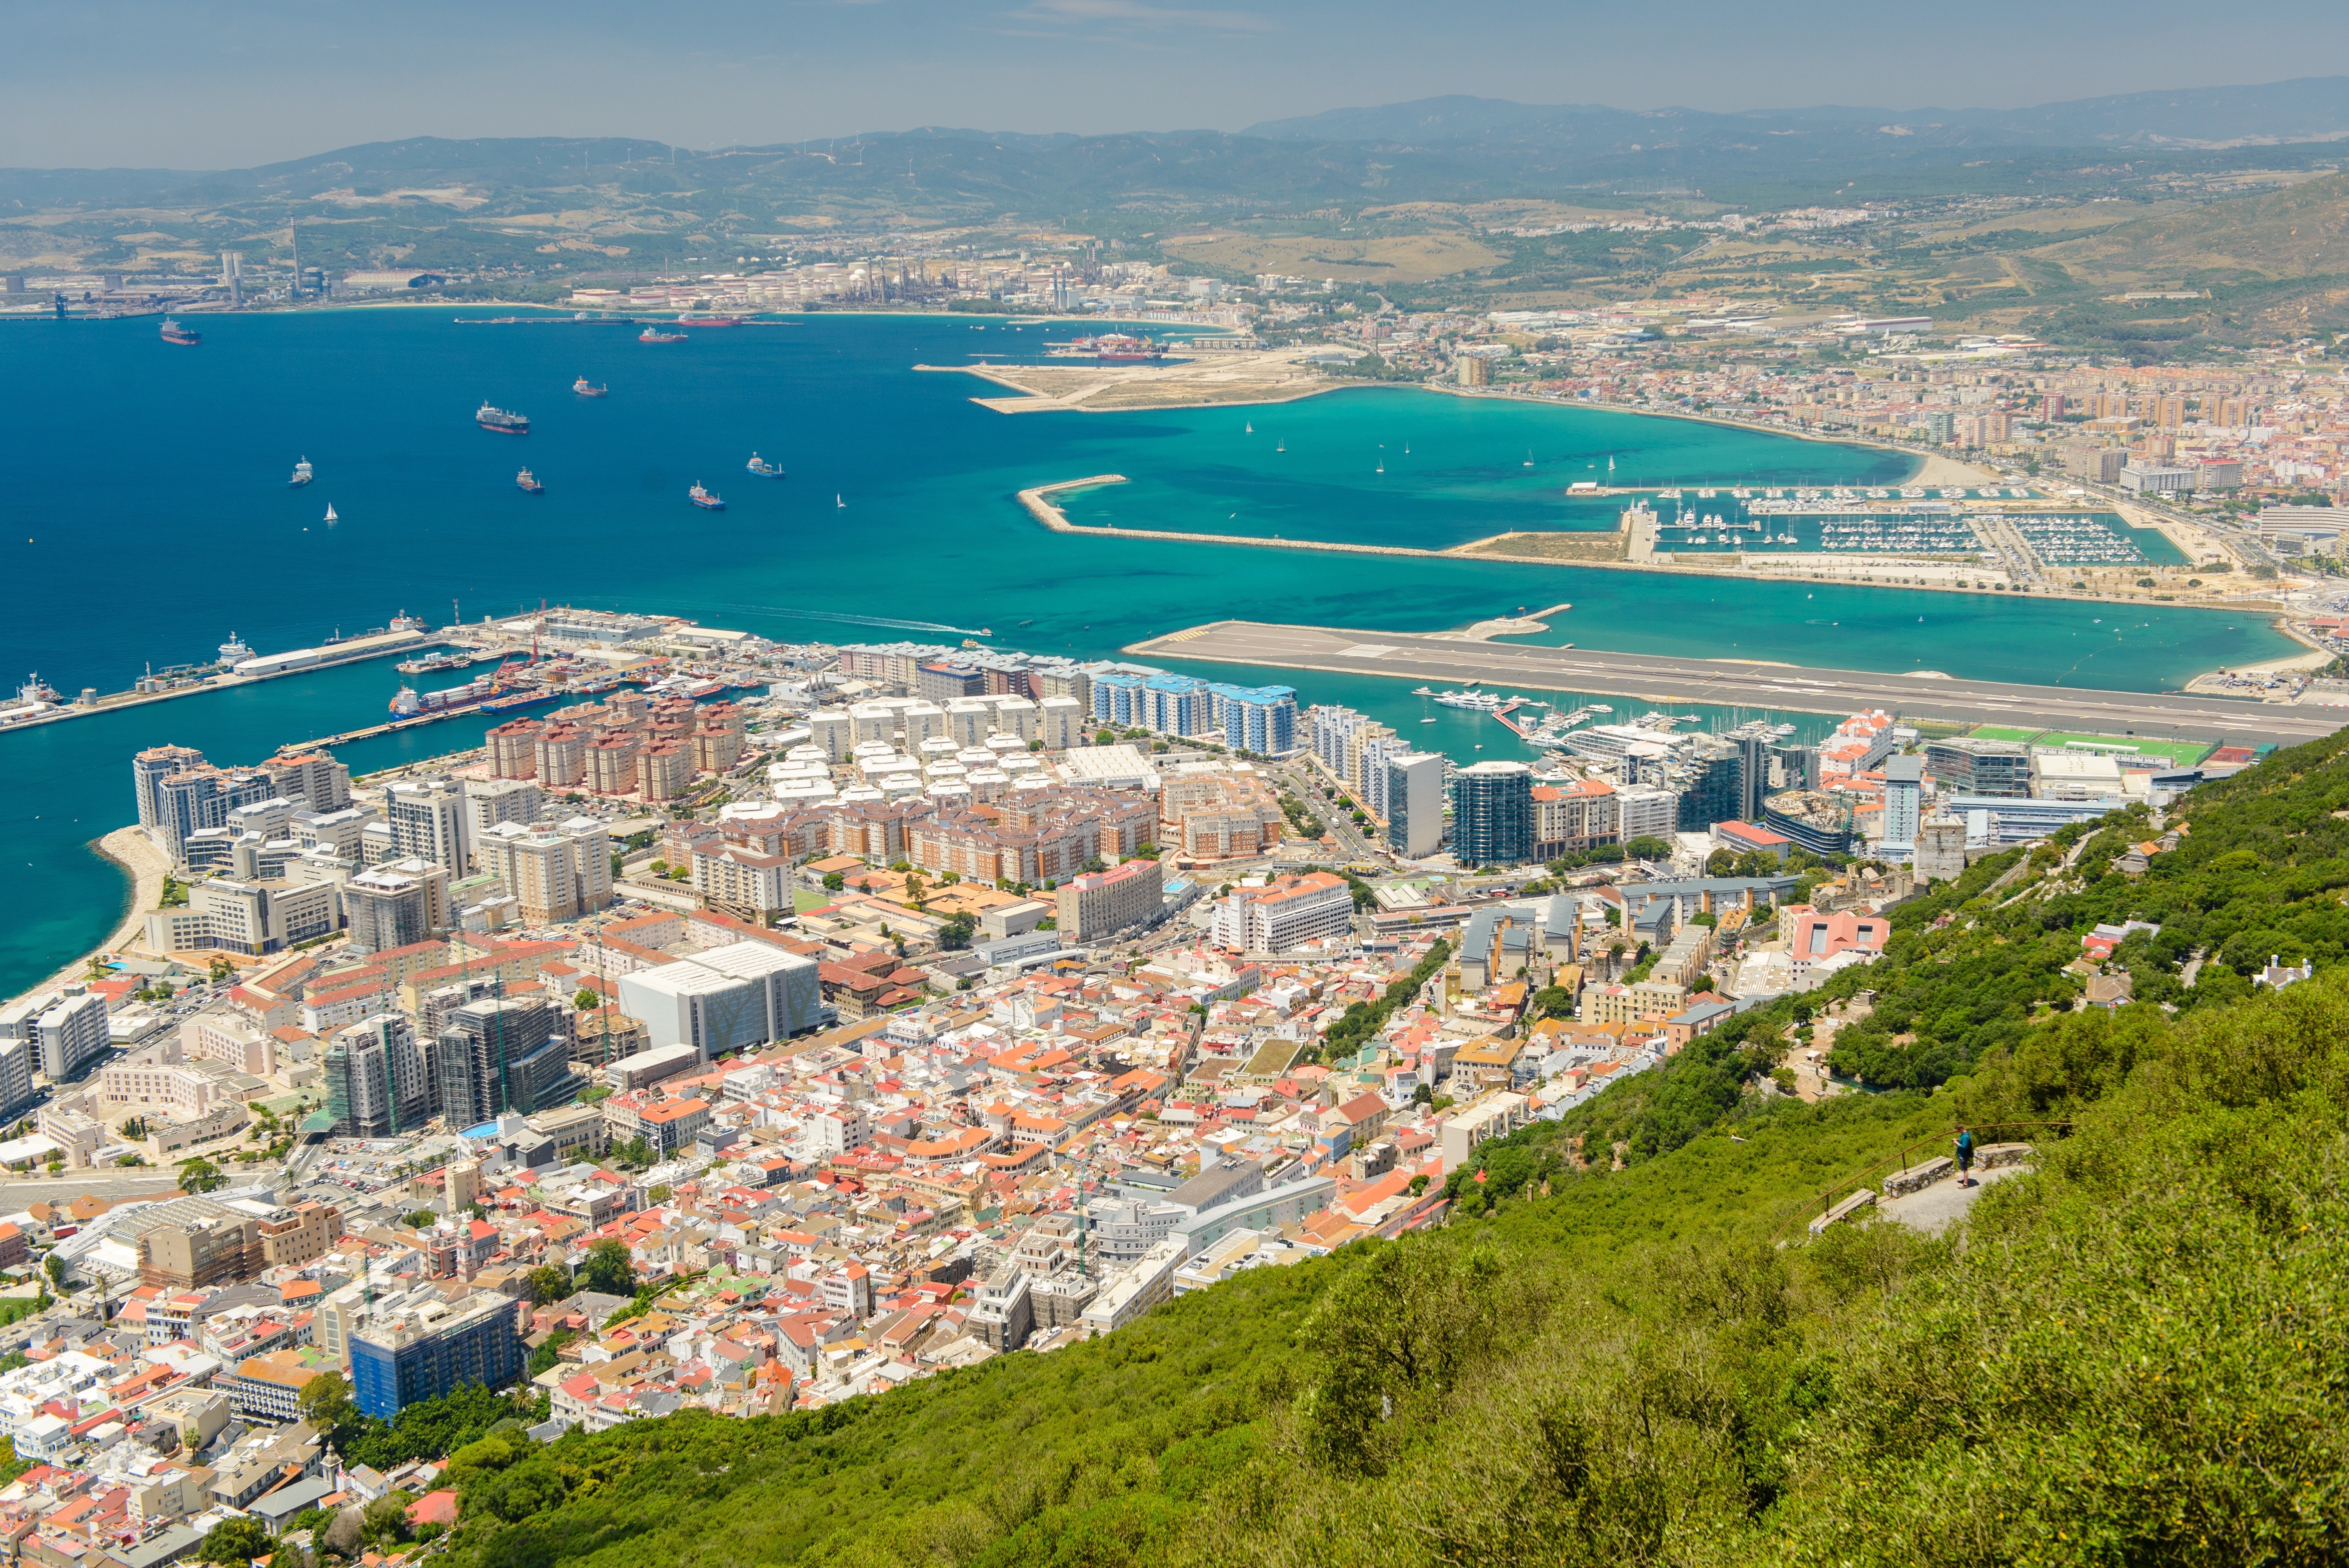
left=0, top=308, right=2297, bottom=994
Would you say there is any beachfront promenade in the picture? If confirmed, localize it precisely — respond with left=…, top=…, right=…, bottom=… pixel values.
left=1125, top=621, right=2349, bottom=748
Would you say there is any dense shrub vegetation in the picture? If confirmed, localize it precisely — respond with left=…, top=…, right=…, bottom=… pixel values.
left=438, top=731, right=2349, bottom=1566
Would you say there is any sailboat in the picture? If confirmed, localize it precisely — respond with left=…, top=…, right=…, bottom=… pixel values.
left=323, top=504, right=338, bottom=526
left=1523, top=450, right=1534, bottom=467
left=1245, top=422, right=1253, bottom=433
left=836, top=494, right=846, bottom=509
left=1276, top=438, right=1285, bottom=452
left=1376, top=458, right=1385, bottom=474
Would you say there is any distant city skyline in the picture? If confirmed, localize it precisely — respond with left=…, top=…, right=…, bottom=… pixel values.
left=7, top=0, right=2349, bottom=169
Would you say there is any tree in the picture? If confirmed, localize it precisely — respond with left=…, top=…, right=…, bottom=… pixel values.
left=199, top=1516, right=273, bottom=1564
left=938, top=912, right=978, bottom=951
left=177, top=1156, right=226, bottom=1194
left=822, top=871, right=845, bottom=891
left=577, top=1238, right=636, bottom=1296
left=526, top=1265, right=571, bottom=1305
left=402, top=1209, right=437, bottom=1230
left=298, top=1370, right=355, bottom=1433
left=528, top=1328, right=579, bottom=1378
left=573, top=989, right=600, bottom=1012
left=1625, top=836, right=1673, bottom=860
left=1095, top=729, right=1117, bottom=746
left=321, top=1506, right=365, bottom=1558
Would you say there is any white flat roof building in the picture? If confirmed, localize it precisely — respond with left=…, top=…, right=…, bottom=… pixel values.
left=615, top=941, right=821, bottom=1062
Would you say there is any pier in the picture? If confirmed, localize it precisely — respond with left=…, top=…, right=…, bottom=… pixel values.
left=1126, top=621, right=2349, bottom=749
left=0, top=628, right=431, bottom=736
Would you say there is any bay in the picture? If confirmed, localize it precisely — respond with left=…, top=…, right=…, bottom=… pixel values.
left=0, top=309, right=2296, bottom=994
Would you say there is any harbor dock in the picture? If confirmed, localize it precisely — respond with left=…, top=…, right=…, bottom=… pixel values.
left=0, top=627, right=431, bottom=735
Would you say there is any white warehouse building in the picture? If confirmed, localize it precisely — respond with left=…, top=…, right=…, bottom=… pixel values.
left=615, top=942, right=823, bottom=1062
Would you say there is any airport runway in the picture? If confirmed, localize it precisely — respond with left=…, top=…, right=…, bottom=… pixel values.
left=1126, top=622, right=2348, bottom=748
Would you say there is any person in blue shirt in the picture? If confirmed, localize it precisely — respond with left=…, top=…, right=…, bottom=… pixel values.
left=1955, top=1125, right=1977, bottom=1188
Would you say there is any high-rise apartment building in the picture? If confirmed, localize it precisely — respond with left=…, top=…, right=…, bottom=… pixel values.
left=133, top=745, right=206, bottom=832
left=1677, top=739, right=1743, bottom=832
left=1880, top=754, right=1923, bottom=862
left=324, top=1014, right=432, bottom=1137
left=264, top=751, right=351, bottom=814
left=474, top=817, right=611, bottom=925
left=436, top=997, right=571, bottom=1127
left=1385, top=753, right=1448, bottom=859
left=0, top=986, right=109, bottom=1083
left=1923, top=737, right=2030, bottom=799
left=342, top=865, right=436, bottom=955
left=1451, top=761, right=1535, bottom=866
left=462, top=777, right=543, bottom=839
left=348, top=1289, right=524, bottom=1420
left=387, top=779, right=470, bottom=872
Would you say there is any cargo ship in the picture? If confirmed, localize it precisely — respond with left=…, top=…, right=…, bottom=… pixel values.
left=746, top=453, right=782, bottom=478
left=573, top=377, right=608, bottom=397
left=516, top=468, right=545, bottom=494
left=679, top=315, right=745, bottom=327
left=288, top=458, right=312, bottom=487
left=638, top=327, right=686, bottom=343
left=478, top=687, right=558, bottom=715
left=1093, top=334, right=1164, bottom=363
left=1049, top=333, right=1163, bottom=363
left=390, top=675, right=496, bottom=718
left=395, top=649, right=472, bottom=676
left=689, top=482, right=725, bottom=511
left=160, top=318, right=201, bottom=346
left=476, top=402, right=529, bottom=435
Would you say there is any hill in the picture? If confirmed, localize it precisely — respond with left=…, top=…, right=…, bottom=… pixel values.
left=8, top=80, right=2349, bottom=285
left=416, top=727, right=2349, bottom=1567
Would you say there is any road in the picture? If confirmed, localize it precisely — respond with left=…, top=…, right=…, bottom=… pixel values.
left=1128, top=622, right=2349, bottom=748
left=0, top=1172, right=185, bottom=1206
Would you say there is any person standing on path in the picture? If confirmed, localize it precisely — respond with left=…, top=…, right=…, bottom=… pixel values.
left=1955, top=1125, right=1977, bottom=1188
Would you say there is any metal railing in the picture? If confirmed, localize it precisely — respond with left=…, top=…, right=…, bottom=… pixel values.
left=1770, top=1119, right=2075, bottom=1244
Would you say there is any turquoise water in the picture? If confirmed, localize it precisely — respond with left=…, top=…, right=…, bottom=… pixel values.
left=0, top=309, right=2297, bottom=994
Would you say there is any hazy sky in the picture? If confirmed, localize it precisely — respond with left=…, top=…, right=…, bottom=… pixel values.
left=8, top=0, right=2349, bottom=169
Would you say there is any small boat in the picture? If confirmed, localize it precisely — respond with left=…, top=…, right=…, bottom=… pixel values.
left=573, top=377, right=608, bottom=397
left=747, top=453, right=783, bottom=478
left=288, top=458, right=312, bottom=488
left=638, top=327, right=686, bottom=344
left=323, top=504, right=338, bottom=526
left=1420, top=716, right=1438, bottom=723
left=690, top=483, right=725, bottom=511
left=517, top=468, right=545, bottom=494
left=160, top=317, right=200, bottom=346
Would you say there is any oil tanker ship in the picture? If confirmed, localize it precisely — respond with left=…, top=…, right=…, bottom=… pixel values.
left=476, top=402, right=530, bottom=434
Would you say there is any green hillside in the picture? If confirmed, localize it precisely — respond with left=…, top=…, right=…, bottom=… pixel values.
left=435, top=731, right=2349, bottom=1568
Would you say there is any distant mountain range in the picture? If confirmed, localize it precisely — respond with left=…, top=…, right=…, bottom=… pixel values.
left=1243, top=78, right=2349, bottom=152
left=6, top=78, right=2349, bottom=278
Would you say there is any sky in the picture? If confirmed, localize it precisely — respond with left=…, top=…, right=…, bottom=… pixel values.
left=7, top=0, right=2349, bottom=169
